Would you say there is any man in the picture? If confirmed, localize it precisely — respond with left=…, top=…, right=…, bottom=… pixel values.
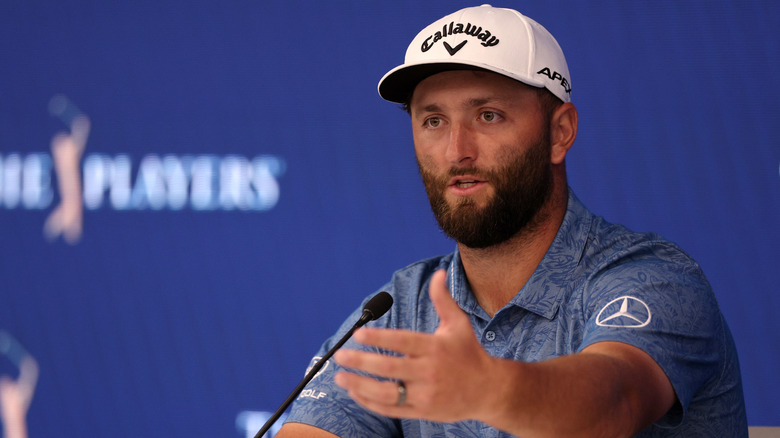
left=277, top=5, right=747, bottom=437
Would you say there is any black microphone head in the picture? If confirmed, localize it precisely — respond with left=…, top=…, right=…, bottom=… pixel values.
left=363, top=291, right=393, bottom=321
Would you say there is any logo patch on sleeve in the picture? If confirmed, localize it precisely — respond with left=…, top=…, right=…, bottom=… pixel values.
left=305, top=356, right=330, bottom=380
left=596, top=296, right=652, bottom=328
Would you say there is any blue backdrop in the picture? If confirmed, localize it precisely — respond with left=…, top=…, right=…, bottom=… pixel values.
left=0, top=1, right=777, bottom=436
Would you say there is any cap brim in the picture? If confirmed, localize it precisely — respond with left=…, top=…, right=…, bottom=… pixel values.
left=378, top=61, right=546, bottom=104
left=378, top=62, right=488, bottom=104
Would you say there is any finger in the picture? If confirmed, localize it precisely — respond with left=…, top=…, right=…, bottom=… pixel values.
left=352, top=327, right=432, bottom=357
left=334, top=371, right=403, bottom=406
left=349, top=391, right=416, bottom=419
left=335, top=372, right=419, bottom=419
left=428, top=269, right=467, bottom=326
left=334, top=349, right=408, bottom=380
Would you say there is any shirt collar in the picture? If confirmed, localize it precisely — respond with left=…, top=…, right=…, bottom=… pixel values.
left=446, top=188, right=592, bottom=320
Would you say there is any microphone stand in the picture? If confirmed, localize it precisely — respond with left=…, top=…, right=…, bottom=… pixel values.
left=254, top=292, right=392, bottom=438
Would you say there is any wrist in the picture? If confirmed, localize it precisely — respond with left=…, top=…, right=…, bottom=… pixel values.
left=477, top=357, right=527, bottom=430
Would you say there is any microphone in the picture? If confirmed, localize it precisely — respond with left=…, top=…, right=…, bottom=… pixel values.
left=254, top=291, right=393, bottom=438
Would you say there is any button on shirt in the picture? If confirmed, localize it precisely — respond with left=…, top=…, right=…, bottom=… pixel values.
left=285, top=189, right=748, bottom=437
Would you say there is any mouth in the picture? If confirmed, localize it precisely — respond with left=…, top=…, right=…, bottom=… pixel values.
left=454, top=180, right=479, bottom=188
left=448, top=175, right=486, bottom=191
left=449, top=175, right=485, bottom=187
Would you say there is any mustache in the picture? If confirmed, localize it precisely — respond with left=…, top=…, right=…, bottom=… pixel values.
left=437, top=167, right=496, bottom=185
left=418, top=163, right=496, bottom=189
left=434, top=166, right=491, bottom=179
left=448, top=167, right=482, bottom=176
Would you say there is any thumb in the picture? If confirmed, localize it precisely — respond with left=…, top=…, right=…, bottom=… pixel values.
left=429, top=269, right=466, bottom=327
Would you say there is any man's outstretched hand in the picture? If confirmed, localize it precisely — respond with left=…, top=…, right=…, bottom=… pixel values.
left=334, top=269, right=501, bottom=423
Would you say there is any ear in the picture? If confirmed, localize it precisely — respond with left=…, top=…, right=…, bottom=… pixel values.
left=549, top=102, right=578, bottom=165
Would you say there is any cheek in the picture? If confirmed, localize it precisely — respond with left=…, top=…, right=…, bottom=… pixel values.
left=412, top=130, right=433, bottom=154
left=414, top=149, right=437, bottom=174
left=413, top=136, right=439, bottom=167
left=412, top=122, right=449, bottom=152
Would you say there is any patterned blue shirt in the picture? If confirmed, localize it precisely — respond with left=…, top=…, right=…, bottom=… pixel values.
left=285, top=190, right=747, bottom=437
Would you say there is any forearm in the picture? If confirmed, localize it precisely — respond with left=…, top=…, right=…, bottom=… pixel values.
left=275, top=422, right=339, bottom=438
left=480, top=343, right=672, bottom=438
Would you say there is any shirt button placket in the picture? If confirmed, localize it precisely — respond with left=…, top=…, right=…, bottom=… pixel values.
left=485, top=330, right=496, bottom=342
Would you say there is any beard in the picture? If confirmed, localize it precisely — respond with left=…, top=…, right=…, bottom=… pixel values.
left=417, top=133, right=553, bottom=249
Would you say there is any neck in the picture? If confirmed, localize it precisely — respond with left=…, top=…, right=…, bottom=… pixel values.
left=458, top=183, right=568, bottom=317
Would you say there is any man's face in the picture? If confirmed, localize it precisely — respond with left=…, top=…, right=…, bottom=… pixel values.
left=410, top=70, right=553, bottom=248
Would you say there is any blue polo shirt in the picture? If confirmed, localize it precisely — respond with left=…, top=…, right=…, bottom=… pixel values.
left=285, top=190, right=747, bottom=437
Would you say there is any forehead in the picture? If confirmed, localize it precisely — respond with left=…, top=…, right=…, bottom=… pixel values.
left=410, top=70, right=539, bottom=111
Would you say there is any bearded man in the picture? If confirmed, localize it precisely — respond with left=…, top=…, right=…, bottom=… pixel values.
left=277, top=5, right=747, bottom=438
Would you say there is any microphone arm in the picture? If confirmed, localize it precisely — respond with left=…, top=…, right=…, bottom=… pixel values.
left=254, top=291, right=393, bottom=438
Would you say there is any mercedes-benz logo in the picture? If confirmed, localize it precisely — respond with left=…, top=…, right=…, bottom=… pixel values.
left=595, top=296, right=652, bottom=328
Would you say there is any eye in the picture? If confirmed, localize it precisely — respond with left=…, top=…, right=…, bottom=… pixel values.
left=480, top=111, right=500, bottom=122
left=424, top=117, right=442, bottom=128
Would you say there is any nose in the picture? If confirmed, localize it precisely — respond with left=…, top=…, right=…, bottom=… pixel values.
left=445, top=121, right=477, bottom=166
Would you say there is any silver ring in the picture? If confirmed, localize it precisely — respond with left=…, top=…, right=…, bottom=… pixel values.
left=396, top=380, right=407, bottom=406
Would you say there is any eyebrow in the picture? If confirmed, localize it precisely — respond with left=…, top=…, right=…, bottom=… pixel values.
left=417, top=96, right=510, bottom=114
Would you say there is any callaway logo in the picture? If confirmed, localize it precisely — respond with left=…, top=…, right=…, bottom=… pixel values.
left=421, top=21, right=499, bottom=53
left=595, top=296, right=652, bottom=328
left=443, top=41, right=467, bottom=56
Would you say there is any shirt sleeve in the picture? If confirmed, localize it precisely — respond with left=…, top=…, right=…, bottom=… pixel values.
left=284, top=300, right=402, bottom=437
left=577, top=242, right=725, bottom=427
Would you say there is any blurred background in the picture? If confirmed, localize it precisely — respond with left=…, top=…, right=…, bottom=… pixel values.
left=0, top=1, right=777, bottom=436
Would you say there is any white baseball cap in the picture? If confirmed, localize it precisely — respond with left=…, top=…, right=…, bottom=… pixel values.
left=378, top=4, right=572, bottom=104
